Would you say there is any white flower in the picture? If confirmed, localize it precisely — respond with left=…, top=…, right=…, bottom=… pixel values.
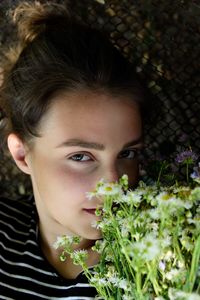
left=148, top=208, right=160, bottom=220
left=96, top=182, right=122, bottom=196
left=53, top=235, right=81, bottom=250
left=173, top=186, right=190, bottom=194
left=121, top=222, right=130, bottom=237
left=142, top=237, right=161, bottom=261
left=165, top=268, right=180, bottom=281
left=188, top=295, right=200, bottom=300
left=85, top=191, right=97, bottom=201
left=71, top=249, right=88, bottom=263
left=159, top=260, right=166, bottom=271
left=92, top=240, right=106, bottom=254
left=177, top=260, right=185, bottom=269
left=169, top=288, right=200, bottom=300
left=97, top=278, right=108, bottom=286
left=74, top=249, right=87, bottom=255
left=97, top=218, right=113, bottom=231
left=53, top=235, right=73, bottom=249
left=126, top=191, right=142, bottom=206
left=149, top=222, right=159, bottom=231
left=163, top=250, right=175, bottom=261
left=161, top=235, right=171, bottom=248
left=180, top=236, right=194, bottom=251
left=91, top=220, right=100, bottom=229
left=183, top=201, right=193, bottom=209
left=156, top=192, right=178, bottom=205
left=53, top=236, right=66, bottom=249
left=114, top=194, right=127, bottom=204
left=122, top=295, right=134, bottom=300
left=132, top=232, right=141, bottom=241
left=107, top=275, right=119, bottom=285
left=118, top=278, right=129, bottom=290
left=133, top=234, right=161, bottom=261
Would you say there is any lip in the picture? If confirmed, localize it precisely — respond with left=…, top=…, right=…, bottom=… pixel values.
left=83, top=208, right=97, bottom=215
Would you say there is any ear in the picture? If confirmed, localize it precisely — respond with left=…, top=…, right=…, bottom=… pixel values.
left=7, top=133, right=31, bottom=175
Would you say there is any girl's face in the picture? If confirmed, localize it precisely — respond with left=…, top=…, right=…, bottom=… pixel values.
left=25, top=90, right=143, bottom=243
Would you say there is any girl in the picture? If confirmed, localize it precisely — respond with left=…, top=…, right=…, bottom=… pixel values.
left=0, top=2, right=149, bottom=299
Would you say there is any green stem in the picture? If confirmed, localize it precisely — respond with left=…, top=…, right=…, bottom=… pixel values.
left=135, top=271, right=144, bottom=300
left=173, top=219, right=184, bottom=263
left=186, top=162, right=189, bottom=184
left=146, top=262, right=161, bottom=296
left=184, top=235, right=200, bottom=293
left=108, top=211, right=135, bottom=282
left=157, top=163, right=164, bottom=186
left=115, top=227, right=136, bottom=281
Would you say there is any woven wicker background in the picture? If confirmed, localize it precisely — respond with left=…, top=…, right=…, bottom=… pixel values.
left=0, top=0, right=200, bottom=198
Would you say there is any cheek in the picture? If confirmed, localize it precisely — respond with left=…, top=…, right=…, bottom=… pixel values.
left=56, top=164, right=98, bottom=198
left=118, top=160, right=139, bottom=186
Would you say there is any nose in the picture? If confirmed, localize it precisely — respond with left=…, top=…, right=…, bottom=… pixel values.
left=100, top=164, right=120, bottom=183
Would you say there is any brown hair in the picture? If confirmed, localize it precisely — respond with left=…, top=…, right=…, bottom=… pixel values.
left=0, top=1, right=149, bottom=145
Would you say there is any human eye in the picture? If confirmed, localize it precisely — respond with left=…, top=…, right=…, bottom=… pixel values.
left=68, top=153, right=93, bottom=162
left=118, top=149, right=138, bottom=159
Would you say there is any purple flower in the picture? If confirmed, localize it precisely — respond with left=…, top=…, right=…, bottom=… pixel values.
left=175, top=150, right=198, bottom=164
left=191, top=163, right=200, bottom=179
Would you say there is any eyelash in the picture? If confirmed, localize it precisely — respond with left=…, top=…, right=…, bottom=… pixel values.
left=69, top=153, right=92, bottom=162
left=118, top=149, right=138, bottom=159
left=69, top=149, right=138, bottom=162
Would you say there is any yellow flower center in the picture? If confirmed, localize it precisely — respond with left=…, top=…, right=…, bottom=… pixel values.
left=105, top=186, right=113, bottom=192
left=162, top=193, right=171, bottom=201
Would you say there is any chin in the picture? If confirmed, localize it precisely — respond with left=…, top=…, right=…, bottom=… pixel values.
left=84, top=228, right=102, bottom=241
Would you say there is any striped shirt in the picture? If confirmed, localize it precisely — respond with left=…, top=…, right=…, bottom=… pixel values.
left=0, top=196, right=97, bottom=299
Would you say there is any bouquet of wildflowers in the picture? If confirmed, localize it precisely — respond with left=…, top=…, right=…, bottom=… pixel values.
left=54, top=149, right=200, bottom=300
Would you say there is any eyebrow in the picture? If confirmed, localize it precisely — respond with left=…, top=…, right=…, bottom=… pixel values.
left=56, top=137, right=143, bottom=150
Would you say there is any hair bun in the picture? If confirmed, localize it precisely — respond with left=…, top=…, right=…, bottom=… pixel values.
left=12, top=1, right=69, bottom=43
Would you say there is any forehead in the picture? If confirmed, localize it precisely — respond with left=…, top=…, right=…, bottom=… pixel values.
left=44, top=89, right=140, bottom=117
left=37, top=89, right=142, bottom=144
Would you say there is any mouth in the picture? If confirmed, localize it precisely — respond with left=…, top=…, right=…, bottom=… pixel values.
left=83, top=208, right=102, bottom=216
left=83, top=208, right=97, bottom=215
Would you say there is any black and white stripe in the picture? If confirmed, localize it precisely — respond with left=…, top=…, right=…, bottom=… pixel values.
left=0, top=196, right=96, bottom=299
